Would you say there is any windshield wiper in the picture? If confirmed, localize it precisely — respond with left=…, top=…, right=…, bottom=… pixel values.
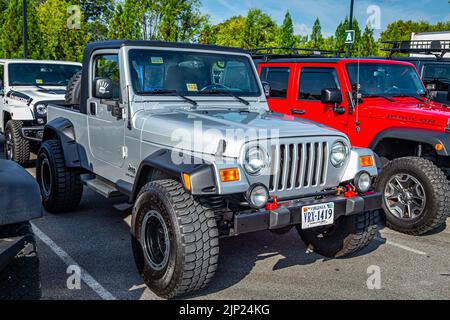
left=199, top=89, right=250, bottom=106
left=364, top=95, right=396, bottom=102
left=33, top=85, right=61, bottom=94
left=142, top=89, right=198, bottom=107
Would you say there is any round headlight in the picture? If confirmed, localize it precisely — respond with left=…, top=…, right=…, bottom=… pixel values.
left=243, top=146, right=269, bottom=176
left=330, top=141, right=349, bottom=167
left=355, top=172, right=372, bottom=193
left=35, top=104, right=47, bottom=116
left=247, top=184, right=269, bottom=209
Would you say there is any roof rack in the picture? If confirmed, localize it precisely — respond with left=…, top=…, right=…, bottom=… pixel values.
left=249, top=47, right=345, bottom=61
left=382, top=40, right=450, bottom=59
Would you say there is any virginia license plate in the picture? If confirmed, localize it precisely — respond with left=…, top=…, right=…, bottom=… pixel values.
left=301, top=202, right=335, bottom=230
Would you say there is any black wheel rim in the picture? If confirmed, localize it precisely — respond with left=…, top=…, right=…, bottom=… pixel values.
left=5, top=130, right=13, bottom=160
left=384, top=173, right=427, bottom=221
left=40, top=157, right=53, bottom=198
left=141, top=210, right=170, bottom=271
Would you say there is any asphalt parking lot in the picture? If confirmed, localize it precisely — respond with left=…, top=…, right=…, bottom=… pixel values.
left=1, top=137, right=450, bottom=300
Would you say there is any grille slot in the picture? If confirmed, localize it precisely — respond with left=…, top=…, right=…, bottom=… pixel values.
left=269, top=141, right=329, bottom=192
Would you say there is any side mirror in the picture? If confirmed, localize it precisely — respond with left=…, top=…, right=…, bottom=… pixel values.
left=93, top=78, right=113, bottom=100
left=321, top=88, right=343, bottom=104
left=261, top=81, right=271, bottom=98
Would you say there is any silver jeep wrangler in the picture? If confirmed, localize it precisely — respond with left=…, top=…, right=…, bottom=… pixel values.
left=37, top=40, right=382, bottom=298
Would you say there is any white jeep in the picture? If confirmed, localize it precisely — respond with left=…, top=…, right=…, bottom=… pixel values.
left=0, top=59, right=81, bottom=164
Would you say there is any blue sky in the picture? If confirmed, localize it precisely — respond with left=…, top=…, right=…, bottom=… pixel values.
left=202, top=0, right=450, bottom=38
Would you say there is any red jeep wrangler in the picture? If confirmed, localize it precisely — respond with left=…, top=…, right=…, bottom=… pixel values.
left=252, top=48, right=450, bottom=235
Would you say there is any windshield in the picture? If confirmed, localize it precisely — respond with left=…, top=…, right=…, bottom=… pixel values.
left=8, top=63, right=81, bottom=86
left=128, top=49, right=261, bottom=96
left=422, top=64, right=450, bottom=90
left=346, top=63, right=426, bottom=97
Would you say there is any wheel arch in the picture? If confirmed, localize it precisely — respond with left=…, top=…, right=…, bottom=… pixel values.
left=42, top=117, right=88, bottom=168
left=369, top=127, right=450, bottom=159
left=130, top=149, right=218, bottom=202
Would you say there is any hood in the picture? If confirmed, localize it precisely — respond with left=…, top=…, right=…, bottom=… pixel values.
left=6, top=86, right=66, bottom=106
left=136, top=108, right=347, bottom=158
left=361, top=97, right=450, bottom=130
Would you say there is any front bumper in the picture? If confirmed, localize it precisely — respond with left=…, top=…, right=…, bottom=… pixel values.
left=233, top=192, right=382, bottom=235
left=20, top=126, right=44, bottom=142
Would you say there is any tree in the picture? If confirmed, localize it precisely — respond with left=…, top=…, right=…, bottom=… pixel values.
left=361, top=24, right=377, bottom=56
left=0, top=0, right=42, bottom=59
left=74, top=0, right=116, bottom=41
left=334, top=17, right=362, bottom=56
left=202, top=16, right=246, bottom=47
left=380, top=20, right=450, bottom=43
left=240, top=9, right=278, bottom=49
left=107, top=0, right=142, bottom=40
left=278, top=11, right=298, bottom=48
left=309, top=18, right=324, bottom=49
left=36, top=0, right=91, bottom=61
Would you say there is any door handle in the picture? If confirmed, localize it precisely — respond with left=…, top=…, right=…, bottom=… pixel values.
left=90, top=102, right=97, bottom=115
left=291, top=109, right=306, bottom=115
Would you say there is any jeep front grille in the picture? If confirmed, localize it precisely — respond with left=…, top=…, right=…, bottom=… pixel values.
left=269, top=142, right=329, bottom=192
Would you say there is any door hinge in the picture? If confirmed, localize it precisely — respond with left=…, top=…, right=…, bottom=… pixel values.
left=122, top=146, right=128, bottom=159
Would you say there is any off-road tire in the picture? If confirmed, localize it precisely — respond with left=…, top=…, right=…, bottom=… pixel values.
left=36, top=139, right=83, bottom=213
left=4, top=120, right=30, bottom=165
left=65, top=71, right=82, bottom=106
left=0, top=222, right=41, bottom=300
left=376, top=157, right=449, bottom=235
left=297, top=210, right=379, bottom=258
left=132, top=179, right=219, bottom=299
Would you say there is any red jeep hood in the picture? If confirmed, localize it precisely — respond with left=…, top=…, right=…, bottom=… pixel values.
left=363, top=98, right=450, bottom=130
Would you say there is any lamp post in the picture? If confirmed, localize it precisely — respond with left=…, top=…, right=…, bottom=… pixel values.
left=347, top=0, right=355, bottom=57
left=23, top=0, right=28, bottom=59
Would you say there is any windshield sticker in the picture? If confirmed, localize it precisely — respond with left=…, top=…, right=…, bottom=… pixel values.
left=36, top=79, right=43, bottom=84
left=186, top=83, right=198, bottom=92
left=151, top=57, right=164, bottom=64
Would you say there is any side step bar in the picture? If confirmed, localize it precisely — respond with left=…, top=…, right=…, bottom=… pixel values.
left=81, top=175, right=122, bottom=199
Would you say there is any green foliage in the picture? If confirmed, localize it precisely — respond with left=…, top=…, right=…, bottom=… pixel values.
left=333, top=17, right=361, bottom=56
left=278, top=11, right=299, bottom=48
left=361, top=24, right=378, bottom=56
left=108, top=0, right=142, bottom=40
left=309, top=18, right=324, bottom=49
left=0, top=0, right=42, bottom=59
left=200, top=16, right=246, bottom=47
left=240, top=9, right=278, bottom=49
left=74, top=0, right=116, bottom=40
left=37, top=0, right=91, bottom=61
left=380, top=20, right=450, bottom=42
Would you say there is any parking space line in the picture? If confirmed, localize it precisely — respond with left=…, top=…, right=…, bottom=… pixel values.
left=31, top=223, right=117, bottom=300
left=375, top=237, right=427, bottom=256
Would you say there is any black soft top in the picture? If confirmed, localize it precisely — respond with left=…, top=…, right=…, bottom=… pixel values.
left=83, top=40, right=247, bottom=58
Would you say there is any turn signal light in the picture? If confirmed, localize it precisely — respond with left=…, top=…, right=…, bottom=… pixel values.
left=360, top=156, right=374, bottom=167
left=182, top=173, right=191, bottom=191
left=220, top=168, right=240, bottom=182
left=435, top=144, right=444, bottom=152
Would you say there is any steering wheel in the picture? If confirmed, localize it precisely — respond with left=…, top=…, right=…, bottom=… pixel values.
left=201, top=84, right=232, bottom=92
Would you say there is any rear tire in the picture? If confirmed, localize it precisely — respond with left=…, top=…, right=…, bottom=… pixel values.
left=131, top=179, right=219, bottom=299
left=36, top=139, right=83, bottom=213
left=376, top=157, right=449, bottom=235
left=4, top=120, right=30, bottom=165
left=0, top=222, right=41, bottom=300
left=297, top=210, right=379, bottom=258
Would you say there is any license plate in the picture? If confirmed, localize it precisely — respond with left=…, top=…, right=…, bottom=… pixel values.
left=301, top=202, right=335, bottom=230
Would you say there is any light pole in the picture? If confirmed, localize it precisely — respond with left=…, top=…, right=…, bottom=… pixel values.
left=23, top=0, right=28, bottom=59
left=347, top=0, right=355, bottom=57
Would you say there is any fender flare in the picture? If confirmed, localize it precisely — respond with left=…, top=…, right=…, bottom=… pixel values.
left=369, top=127, right=450, bottom=157
left=130, top=149, right=218, bottom=202
left=42, top=117, right=87, bottom=168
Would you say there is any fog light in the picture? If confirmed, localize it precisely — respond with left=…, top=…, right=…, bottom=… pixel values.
left=247, top=184, right=269, bottom=209
left=355, top=172, right=372, bottom=193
